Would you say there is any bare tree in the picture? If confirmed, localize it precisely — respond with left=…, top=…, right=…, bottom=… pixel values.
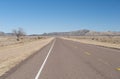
left=13, top=28, right=26, bottom=41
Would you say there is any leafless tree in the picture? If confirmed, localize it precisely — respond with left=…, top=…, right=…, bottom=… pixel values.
left=13, top=28, right=26, bottom=41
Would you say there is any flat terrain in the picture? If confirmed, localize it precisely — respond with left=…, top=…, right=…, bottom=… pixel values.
left=63, top=36, right=120, bottom=49
left=0, top=36, right=48, bottom=47
left=1, top=38, right=120, bottom=79
left=66, top=36, right=120, bottom=44
left=0, top=37, right=53, bottom=76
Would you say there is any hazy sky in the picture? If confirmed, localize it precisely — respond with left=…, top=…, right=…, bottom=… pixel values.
left=0, top=0, right=120, bottom=34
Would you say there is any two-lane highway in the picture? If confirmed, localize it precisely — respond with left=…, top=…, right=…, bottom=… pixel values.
left=1, top=38, right=120, bottom=79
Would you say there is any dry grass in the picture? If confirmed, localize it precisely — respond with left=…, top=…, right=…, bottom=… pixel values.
left=0, top=37, right=54, bottom=76
left=67, top=36, right=120, bottom=44
left=62, top=36, right=120, bottom=49
left=0, top=36, right=48, bottom=47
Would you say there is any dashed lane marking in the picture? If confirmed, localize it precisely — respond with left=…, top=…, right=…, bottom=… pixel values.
left=85, top=52, right=91, bottom=56
left=116, top=68, right=120, bottom=71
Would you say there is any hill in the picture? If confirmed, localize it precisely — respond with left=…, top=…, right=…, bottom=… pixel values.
left=42, top=29, right=120, bottom=36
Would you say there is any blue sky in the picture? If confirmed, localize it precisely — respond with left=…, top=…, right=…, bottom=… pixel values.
left=0, top=0, right=120, bottom=34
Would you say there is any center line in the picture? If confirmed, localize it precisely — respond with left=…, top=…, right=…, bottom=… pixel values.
left=85, top=52, right=91, bottom=56
left=35, top=39, right=55, bottom=79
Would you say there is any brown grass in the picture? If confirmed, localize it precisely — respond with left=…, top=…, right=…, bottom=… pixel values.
left=62, top=36, right=120, bottom=49
left=0, top=36, right=48, bottom=47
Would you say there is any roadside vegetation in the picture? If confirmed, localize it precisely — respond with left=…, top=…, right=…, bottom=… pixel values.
left=0, top=27, right=47, bottom=47
left=63, top=36, right=120, bottom=49
left=13, top=28, right=26, bottom=41
left=66, top=36, right=120, bottom=44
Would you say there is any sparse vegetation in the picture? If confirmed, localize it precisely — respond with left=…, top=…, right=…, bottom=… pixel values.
left=0, top=36, right=48, bottom=47
left=38, top=36, right=42, bottom=39
left=63, top=36, right=120, bottom=49
left=0, top=37, right=53, bottom=76
left=67, top=36, right=120, bottom=44
left=13, top=28, right=26, bottom=41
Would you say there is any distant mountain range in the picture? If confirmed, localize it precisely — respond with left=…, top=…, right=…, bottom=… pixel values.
left=0, top=31, right=14, bottom=36
left=1, top=29, right=120, bottom=36
left=41, top=29, right=120, bottom=36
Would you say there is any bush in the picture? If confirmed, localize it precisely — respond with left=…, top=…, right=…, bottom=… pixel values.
left=38, top=36, right=42, bottom=39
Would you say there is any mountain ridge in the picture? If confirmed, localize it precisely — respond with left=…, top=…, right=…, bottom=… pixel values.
left=41, top=29, right=120, bottom=36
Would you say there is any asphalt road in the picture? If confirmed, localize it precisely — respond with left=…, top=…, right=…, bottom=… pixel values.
left=1, top=38, right=120, bottom=79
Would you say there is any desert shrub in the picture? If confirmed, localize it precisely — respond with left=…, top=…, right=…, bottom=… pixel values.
left=92, top=38, right=94, bottom=40
left=38, top=36, right=42, bottom=39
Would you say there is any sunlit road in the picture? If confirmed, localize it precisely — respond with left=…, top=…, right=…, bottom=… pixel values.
left=2, top=38, right=120, bottom=79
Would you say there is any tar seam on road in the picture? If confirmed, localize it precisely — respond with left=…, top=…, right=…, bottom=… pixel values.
left=35, top=39, right=56, bottom=79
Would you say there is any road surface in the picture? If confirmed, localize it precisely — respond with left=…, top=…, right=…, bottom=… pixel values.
left=1, top=38, right=120, bottom=79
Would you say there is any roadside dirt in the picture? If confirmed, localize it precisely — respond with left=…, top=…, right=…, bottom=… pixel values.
left=62, top=37, right=120, bottom=49
left=0, top=37, right=54, bottom=76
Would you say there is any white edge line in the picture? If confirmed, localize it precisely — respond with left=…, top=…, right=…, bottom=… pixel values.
left=35, top=39, right=55, bottom=79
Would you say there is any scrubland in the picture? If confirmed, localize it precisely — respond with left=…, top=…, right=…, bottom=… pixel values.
left=63, top=36, right=120, bottom=49
left=0, top=36, right=53, bottom=76
left=0, top=36, right=48, bottom=47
